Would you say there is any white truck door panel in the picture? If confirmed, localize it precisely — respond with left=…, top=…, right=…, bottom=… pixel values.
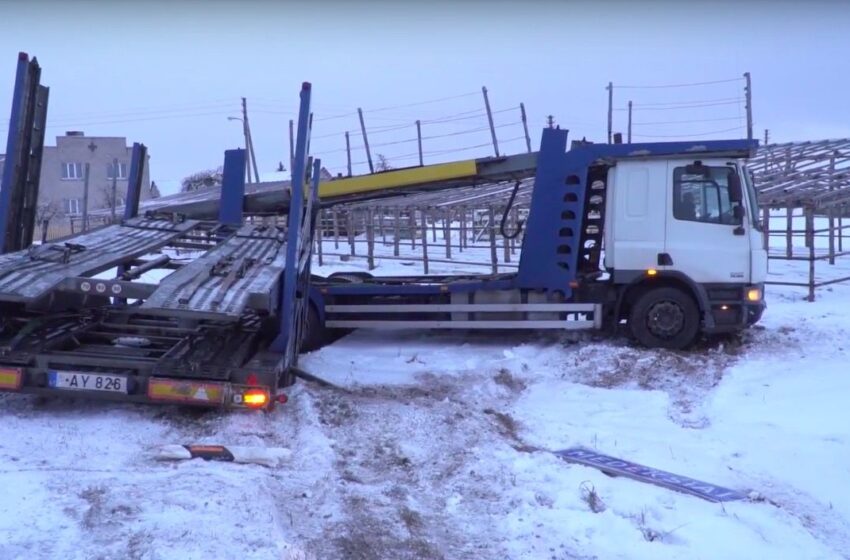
left=606, top=162, right=668, bottom=271
left=664, top=161, right=751, bottom=284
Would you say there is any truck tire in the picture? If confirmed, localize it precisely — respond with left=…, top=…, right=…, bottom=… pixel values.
left=629, top=287, right=700, bottom=350
left=299, top=304, right=326, bottom=353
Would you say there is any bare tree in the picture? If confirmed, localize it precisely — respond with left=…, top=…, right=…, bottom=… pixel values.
left=375, top=153, right=393, bottom=172
left=181, top=167, right=224, bottom=192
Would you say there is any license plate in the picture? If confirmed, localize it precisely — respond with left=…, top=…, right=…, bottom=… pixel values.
left=48, top=371, right=128, bottom=394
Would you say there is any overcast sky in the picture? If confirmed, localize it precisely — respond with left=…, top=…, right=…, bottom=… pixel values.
left=1, top=0, right=849, bottom=194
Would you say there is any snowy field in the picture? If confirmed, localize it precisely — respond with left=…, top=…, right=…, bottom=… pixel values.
left=1, top=257, right=850, bottom=558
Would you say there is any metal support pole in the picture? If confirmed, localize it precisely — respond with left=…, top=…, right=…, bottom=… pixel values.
left=124, top=143, right=147, bottom=220
left=110, top=157, right=118, bottom=222
left=744, top=72, right=753, bottom=142
left=332, top=207, right=340, bottom=249
left=367, top=207, right=375, bottom=270
left=606, top=82, right=613, bottom=144
left=482, top=86, right=500, bottom=157
left=81, top=163, right=90, bottom=232
left=416, top=120, right=423, bottom=166
left=520, top=102, right=532, bottom=153
left=242, top=97, right=259, bottom=183
left=627, top=100, right=633, bottom=143
left=358, top=108, right=374, bottom=173
left=761, top=207, right=770, bottom=254
left=345, top=131, right=352, bottom=177
left=317, top=209, right=324, bottom=266
left=288, top=119, right=294, bottom=172
left=393, top=207, right=401, bottom=257
left=444, top=208, right=451, bottom=259
left=785, top=203, right=793, bottom=259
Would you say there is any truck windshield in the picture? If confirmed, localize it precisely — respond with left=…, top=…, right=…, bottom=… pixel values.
left=742, top=164, right=761, bottom=230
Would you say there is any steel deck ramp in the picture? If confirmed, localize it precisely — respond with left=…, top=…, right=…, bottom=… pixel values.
left=0, top=216, right=198, bottom=303
left=140, top=223, right=288, bottom=320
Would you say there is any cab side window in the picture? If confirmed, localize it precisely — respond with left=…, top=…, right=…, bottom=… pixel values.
left=673, top=166, right=737, bottom=225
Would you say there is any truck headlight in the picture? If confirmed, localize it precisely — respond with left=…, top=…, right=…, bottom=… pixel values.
left=746, top=287, right=762, bottom=302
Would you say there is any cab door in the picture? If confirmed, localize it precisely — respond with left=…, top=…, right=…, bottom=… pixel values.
left=664, top=161, right=751, bottom=284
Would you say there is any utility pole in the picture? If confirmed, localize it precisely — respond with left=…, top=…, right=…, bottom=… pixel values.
left=242, top=97, right=259, bottom=183
left=606, top=82, right=613, bottom=144
left=110, top=157, right=118, bottom=222
left=239, top=98, right=251, bottom=183
left=482, top=86, right=500, bottom=157
left=358, top=108, right=374, bottom=173
left=520, top=103, right=531, bottom=153
left=546, top=115, right=555, bottom=128
left=744, top=72, right=753, bottom=141
left=764, top=128, right=769, bottom=146
left=288, top=119, right=295, bottom=172
left=627, top=100, right=633, bottom=143
left=416, top=120, right=423, bottom=166
left=345, top=131, right=352, bottom=177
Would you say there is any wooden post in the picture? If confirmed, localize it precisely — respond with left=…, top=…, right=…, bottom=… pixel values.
left=806, top=206, right=815, bottom=302
left=482, top=86, right=500, bottom=157
left=379, top=208, right=386, bottom=245
left=421, top=210, right=429, bottom=274
left=409, top=210, right=417, bottom=249
left=357, top=108, right=374, bottom=173
left=488, top=206, right=498, bottom=274
left=416, top=120, right=423, bottom=166
left=332, top=207, right=340, bottom=249
left=82, top=163, right=90, bottom=232
left=393, top=207, right=401, bottom=256
left=316, top=210, right=324, bottom=266
left=347, top=211, right=355, bottom=256
left=367, top=207, right=375, bottom=270
left=786, top=204, right=793, bottom=259
left=458, top=207, right=465, bottom=253
left=829, top=208, right=836, bottom=265
left=520, top=102, right=531, bottom=153
left=444, top=208, right=452, bottom=259
left=431, top=212, right=437, bottom=242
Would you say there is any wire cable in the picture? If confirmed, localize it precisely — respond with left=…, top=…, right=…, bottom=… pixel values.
left=614, top=77, right=743, bottom=89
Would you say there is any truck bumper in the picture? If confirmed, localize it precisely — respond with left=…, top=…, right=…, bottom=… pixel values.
left=702, top=283, right=765, bottom=334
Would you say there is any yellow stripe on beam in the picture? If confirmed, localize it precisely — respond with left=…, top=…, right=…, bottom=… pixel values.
left=319, top=160, right=478, bottom=199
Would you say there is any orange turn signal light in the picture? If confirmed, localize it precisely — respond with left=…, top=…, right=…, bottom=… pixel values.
left=646, top=269, right=658, bottom=277
left=243, top=389, right=269, bottom=408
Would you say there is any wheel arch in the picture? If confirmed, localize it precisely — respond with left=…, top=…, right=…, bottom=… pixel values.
left=615, top=271, right=713, bottom=329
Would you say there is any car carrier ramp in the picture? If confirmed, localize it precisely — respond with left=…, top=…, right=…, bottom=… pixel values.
left=0, top=216, right=198, bottom=303
left=140, top=223, right=288, bottom=320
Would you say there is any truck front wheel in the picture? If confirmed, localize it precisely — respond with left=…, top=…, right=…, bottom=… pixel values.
left=628, top=287, right=700, bottom=350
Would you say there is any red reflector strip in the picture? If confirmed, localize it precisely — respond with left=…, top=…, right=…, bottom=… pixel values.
left=184, top=445, right=235, bottom=462
left=0, top=368, right=22, bottom=390
left=147, top=378, right=225, bottom=404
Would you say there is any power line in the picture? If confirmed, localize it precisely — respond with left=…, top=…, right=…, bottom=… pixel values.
left=624, top=96, right=742, bottom=108
left=632, top=125, right=745, bottom=139
left=615, top=100, right=743, bottom=112
left=632, top=116, right=743, bottom=126
left=614, top=77, right=743, bottom=89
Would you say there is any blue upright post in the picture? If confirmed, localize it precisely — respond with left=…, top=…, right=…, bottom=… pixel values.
left=271, top=83, right=312, bottom=357
left=218, top=149, right=246, bottom=226
left=124, top=143, right=147, bottom=220
left=0, top=53, right=34, bottom=253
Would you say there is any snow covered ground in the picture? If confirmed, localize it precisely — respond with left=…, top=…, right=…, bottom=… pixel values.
left=1, top=260, right=850, bottom=558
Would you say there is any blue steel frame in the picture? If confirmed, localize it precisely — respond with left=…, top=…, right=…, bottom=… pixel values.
left=0, top=53, right=35, bottom=253
left=271, top=82, right=315, bottom=365
left=319, top=131, right=756, bottom=300
left=218, top=149, right=247, bottom=226
left=515, top=129, right=757, bottom=294
left=123, top=143, right=147, bottom=220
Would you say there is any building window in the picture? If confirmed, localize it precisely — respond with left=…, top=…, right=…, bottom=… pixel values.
left=63, top=198, right=82, bottom=215
left=61, top=162, right=84, bottom=180
left=107, top=162, right=128, bottom=180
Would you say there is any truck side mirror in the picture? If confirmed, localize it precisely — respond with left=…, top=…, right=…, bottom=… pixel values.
left=728, top=172, right=743, bottom=203
left=733, top=205, right=745, bottom=221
